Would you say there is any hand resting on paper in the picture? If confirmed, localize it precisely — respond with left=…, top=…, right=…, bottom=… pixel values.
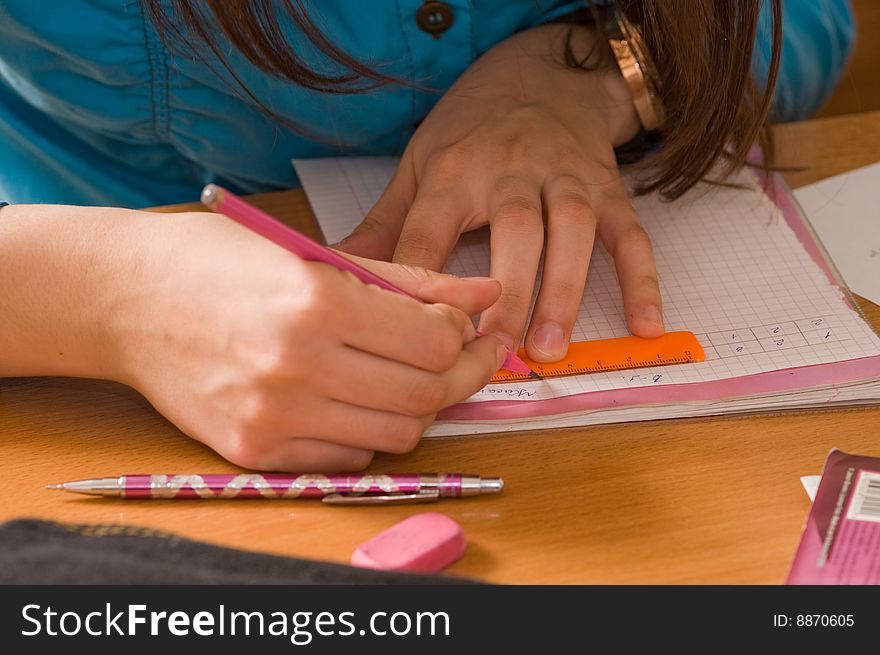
left=0, top=205, right=505, bottom=471
left=339, top=24, right=665, bottom=363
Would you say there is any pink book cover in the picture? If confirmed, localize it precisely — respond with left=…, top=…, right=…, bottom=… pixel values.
left=787, top=449, right=880, bottom=584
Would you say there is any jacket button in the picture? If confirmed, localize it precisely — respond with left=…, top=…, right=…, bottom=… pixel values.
left=416, top=1, right=454, bottom=37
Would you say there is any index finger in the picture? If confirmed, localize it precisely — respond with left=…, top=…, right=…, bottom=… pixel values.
left=476, top=182, right=545, bottom=350
left=335, top=273, right=474, bottom=372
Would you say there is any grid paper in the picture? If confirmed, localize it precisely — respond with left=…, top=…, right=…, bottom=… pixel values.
left=293, top=157, right=880, bottom=406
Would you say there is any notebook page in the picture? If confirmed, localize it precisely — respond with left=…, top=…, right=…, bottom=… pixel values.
left=794, top=162, right=880, bottom=306
left=293, top=157, right=880, bottom=409
left=294, top=157, right=400, bottom=246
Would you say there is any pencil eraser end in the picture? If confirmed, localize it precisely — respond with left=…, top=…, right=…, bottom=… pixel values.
left=351, top=512, right=466, bottom=574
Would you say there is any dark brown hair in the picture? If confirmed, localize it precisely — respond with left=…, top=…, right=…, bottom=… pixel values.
left=144, top=0, right=782, bottom=200
left=606, top=0, right=782, bottom=198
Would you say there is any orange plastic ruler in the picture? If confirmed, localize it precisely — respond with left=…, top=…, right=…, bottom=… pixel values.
left=489, top=331, right=705, bottom=383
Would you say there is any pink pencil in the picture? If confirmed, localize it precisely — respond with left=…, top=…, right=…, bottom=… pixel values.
left=200, top=184, right=539, bottom=379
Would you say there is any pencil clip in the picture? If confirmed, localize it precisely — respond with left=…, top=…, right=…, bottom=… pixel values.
left=321, top=489, right=440, bottom=505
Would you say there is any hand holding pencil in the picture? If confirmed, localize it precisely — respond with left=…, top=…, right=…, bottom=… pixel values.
left=102, top=191, right=511, bottom=473
left=200, top=185, right=538, bottom=380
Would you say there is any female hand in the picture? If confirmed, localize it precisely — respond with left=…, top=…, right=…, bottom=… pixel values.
left=339, top=24, right=664, bottom=362
left=110, top=211, right=505, bottom=472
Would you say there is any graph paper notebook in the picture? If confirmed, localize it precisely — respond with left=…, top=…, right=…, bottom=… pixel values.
left=293, top=157, right=880, bottom=437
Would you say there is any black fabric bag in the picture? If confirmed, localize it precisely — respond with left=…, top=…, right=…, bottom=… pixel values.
left=0, top=519, right=475, bottom=584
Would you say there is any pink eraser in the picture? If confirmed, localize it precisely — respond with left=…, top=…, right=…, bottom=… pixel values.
left=351, top=512, right=466, bottom=574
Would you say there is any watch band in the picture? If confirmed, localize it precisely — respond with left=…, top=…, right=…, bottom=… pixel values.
left=607, top=11, right=664, bottom=132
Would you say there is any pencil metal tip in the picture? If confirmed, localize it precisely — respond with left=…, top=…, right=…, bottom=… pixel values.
left=45, top=484, right=63, bottom=490
left=200, top=184, right=223, bottom=209
left=480, top=477, right=504, bottom=493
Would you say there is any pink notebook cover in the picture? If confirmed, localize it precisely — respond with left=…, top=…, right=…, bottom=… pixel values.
left=787, top=450, right=880, bottom=585
left=439, top=172, right=880, bottom=422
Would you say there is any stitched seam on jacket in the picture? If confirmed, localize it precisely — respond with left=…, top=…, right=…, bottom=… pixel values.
left=138, top=3, right=170, bottom=140
left=393, top=0, right=417, bottom=149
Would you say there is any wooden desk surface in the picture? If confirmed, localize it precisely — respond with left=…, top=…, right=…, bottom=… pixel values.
left=2, top=112, right=879, bottom=584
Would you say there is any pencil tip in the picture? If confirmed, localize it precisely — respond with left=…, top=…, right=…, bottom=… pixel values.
left=45, top=484, right=62, bottom=490
left=528, top=370, right=543, bottom=380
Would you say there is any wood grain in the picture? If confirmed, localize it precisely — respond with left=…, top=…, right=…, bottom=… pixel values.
left=773, top=110, right=880, bottom=187
left=2, top=113, right=878, bottom=584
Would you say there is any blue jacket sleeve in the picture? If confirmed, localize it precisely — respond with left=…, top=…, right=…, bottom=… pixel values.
left=753, top=0, right=856, bottom=121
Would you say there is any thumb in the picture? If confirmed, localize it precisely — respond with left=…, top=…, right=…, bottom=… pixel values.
left=334, top=211, right=400, bottom=261
left=340, top=251, right=502, bottom=316
left=334, top=161, right=415, bottom=260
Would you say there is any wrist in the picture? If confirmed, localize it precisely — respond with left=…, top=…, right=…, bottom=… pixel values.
left=99, top=211, right=196, bottom=389
left=554, top=23, right=641, bottom=147
left=98, top=213, right=170, bottom=387
left=586, top=64, right=642, bottom=147
left=479, top=23, right=641, bottom=147
left=0, top=204, right=158, bottom=382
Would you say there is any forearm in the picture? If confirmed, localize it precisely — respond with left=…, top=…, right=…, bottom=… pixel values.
left=0, top=204, right=148, bottom=379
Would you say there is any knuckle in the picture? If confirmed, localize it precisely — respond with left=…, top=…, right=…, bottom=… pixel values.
left=551, top=173, right=588, bottom=192
left=404, top=378, right=447, bottom=415
left=236, top=391, right=276, bottom=435
left=288, top=269, right=336, bottom=326
left=425, top=325, right=461, bottom=371
left=394, top=226, right=439, bottom=265
left=385, top=264, right=436, bottom=299
left=352, top=213, right=387, bottom=238
left=399, top=263, right=433, bottom=285
left=221, top=429, right=270, bottom=471
left=634, top=273, right=661, bottom=292
left=493, top=196, right=542, bottom=232
left=551, top=193, right=596, bottom=228
left=250, top=343, right=292, bottom=380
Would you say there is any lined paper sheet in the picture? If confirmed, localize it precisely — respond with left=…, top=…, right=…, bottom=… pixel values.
left=293, top=157, right=880, bottom=434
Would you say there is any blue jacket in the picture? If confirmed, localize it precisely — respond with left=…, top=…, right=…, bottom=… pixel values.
left=0, top=1, right=854, bottom=207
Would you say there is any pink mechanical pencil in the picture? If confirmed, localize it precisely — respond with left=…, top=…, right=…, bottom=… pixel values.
left=199, top=184, right=539, bottom=379
left=47, top=473, right=504, bottom=505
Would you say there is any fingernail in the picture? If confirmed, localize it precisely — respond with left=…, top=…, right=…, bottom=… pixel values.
left=463, top=276, right=499, bottom=283
left=642, top=305, right=664, bottom=327
left=496, top=342, right=509, bottom=369
left=532, top=322, right=565, bottom=359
